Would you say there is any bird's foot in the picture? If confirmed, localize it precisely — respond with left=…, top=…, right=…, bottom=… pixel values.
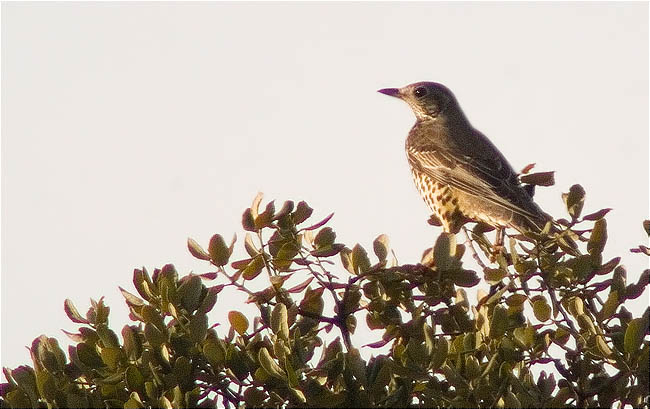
left=489, top=244, right=506, bottom=263
left=488, top=227, right=507, bottom=263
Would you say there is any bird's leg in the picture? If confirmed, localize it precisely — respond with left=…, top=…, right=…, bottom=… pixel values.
left=489, top=228, right=506, bottom=263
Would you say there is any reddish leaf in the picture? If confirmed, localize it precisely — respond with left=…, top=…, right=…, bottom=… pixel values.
left=363, top=339, right=389, bottom=349
left=62, top=329, right=85, bottom=343
left=270, top=274, right=293, bottom=287
left=310, top=243, right=345, bottom=257
left=590, top=279, right=613, bottom=292
left=187, top=238, right=211, bottom=261
left=231, top=258, right=252, bottom=270
left=64, top=299, right=89, bottom=324
left=209, top=284, right=225, bottom=294
left=273, top=200, right=294, bottom=221
left=520, top=163, right=536, bottom=174
left=301, top=213, right=334, bottom=231
left=287, top=277, right=314, bottom=293
left=596, top=257, right=620, bottom=275
left=199, top=272, right=218, bottom=280
left=582, top=208, right=613, bottom=221
left=119, top=287, right=145, bottom=307
left=292, top=201, right=314, bottom=225
left=630, top=245, right=650, bottom=255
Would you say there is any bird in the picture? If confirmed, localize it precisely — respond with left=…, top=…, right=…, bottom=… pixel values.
left=378, top=81, right=556, bottom=237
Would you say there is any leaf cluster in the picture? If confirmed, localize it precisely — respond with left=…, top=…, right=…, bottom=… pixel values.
left=1, top=187, right=648, bottom=408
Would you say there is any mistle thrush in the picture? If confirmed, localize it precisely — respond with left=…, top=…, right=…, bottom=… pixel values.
left=379, top=81, right=554, bottom=235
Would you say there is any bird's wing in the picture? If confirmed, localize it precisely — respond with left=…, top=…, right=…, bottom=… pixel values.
left=407, top=143, right=545, bottom=223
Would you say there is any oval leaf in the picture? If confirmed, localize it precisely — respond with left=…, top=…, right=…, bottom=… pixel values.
left=228, top=311, right=249, bottom=335
left=187, top=238, right=211, bottom=261
left=208, top=234, right=231, bottom=266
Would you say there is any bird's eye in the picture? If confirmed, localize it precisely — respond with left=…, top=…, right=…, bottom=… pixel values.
left=414, top=87, right=428, bottom=98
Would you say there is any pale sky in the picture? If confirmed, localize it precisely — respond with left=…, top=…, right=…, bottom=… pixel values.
left=1, top=2, right=648, bottom=371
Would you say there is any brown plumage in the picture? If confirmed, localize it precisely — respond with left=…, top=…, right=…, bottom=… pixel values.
left=379, top=81, right=553, bottom=235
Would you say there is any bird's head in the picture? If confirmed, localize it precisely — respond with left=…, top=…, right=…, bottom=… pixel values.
left=378, top=82, right=459, bottom=122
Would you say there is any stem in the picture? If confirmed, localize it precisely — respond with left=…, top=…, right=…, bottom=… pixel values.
left=463, top=226, right=487, bottom=269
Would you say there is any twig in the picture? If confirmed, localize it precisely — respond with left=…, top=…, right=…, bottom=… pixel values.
left=463, top=226, right=487, bottom=269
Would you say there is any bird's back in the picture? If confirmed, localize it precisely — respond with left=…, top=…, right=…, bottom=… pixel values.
left=406, top=119, right=551, bottom=233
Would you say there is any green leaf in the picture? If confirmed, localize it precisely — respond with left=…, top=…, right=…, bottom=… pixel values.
left=189, top=313, right=208, bottom=343
left=198, top=286, right=219, bottom=314
left=178, top=275, right=203, bottom=312
left=187, top=238, right=211, bottom=260
left=273, top=200, right=294, bottom=220
left=208, top=234, right=231, bottom=266
left=119, top=287, right=145, bottom=308
left=577, top=314, right=596, bottom=335
left=203, top=340, right=225, bottom=367
left=242, top=256, right=266, bottom=280
left=373, top=234, right=390, bottom=261
left=513, top=325, right=536, bottom=349
left=228, top=311, right=249, bottom=335
left=533, top=298, right=552, bottom=322
left=5, top=390, right=31, bottom=408
left=506, top=294, right=528, bottom=307
left=242, top=208, right=256, bottom=231
left=271, top=303, right=290, bottom=341
left=173, top=356, right=192, bottom=384
left=484, top=268, right=507, bottom=285
left=64, top=299, right=89, bottom=324
left=310, top=243, right=345, bottom=257
left=563, top=184, right=586, bottom=219
left=96, top=324, right=120, bottom=348
left=125, top=366, right=145, bottom=393
left=141, top=305, right=165, bottom=331
left=453, top=269, right=480, bottom=287
left=10, top=366, right=38, bottom=403
left=490, top=305, right=508, bottom=338
left=244, top=388, right=267, bottom=407
left=144, top=322, right=167, bottom=348
left=431, top=337, right=449, bottom=370
left=124, top=392, right=145, bottom=409
left=624, top=318, right=645, bottom=354
left=596, top=335, right=613, bottom=357
left=340, top=248, right=354, bottom=275
left=100, top=347, right=122, bottom=370
left=434, top=233, right=456, bottom=271
left=133, top=267, right=156, bottom=302
left=258, top=347, right=285, bottom=379
left=567, top=296, right=584, bottom=317
left=35, top=370, right=57, bottom=401
left=275, top=242, right=299, bottom=270
left=588, top=218, right=607, bottom=255
left=314, top=227, right=336, bottom=248
left=600, top=290, right=619, bottom=320
left=352, top=244, right=371, bottom=274
left=76, top=342, right=105, bottom=369
left=122, top=325, right=142, bottom=361
left=292, top=201, right=314, bottom=225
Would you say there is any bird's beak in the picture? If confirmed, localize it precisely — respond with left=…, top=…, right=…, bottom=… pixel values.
left=377, top=88, right=401, bottom=98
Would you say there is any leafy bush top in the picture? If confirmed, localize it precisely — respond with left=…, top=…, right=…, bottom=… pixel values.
left=1, top=186, right=648, bottom=408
